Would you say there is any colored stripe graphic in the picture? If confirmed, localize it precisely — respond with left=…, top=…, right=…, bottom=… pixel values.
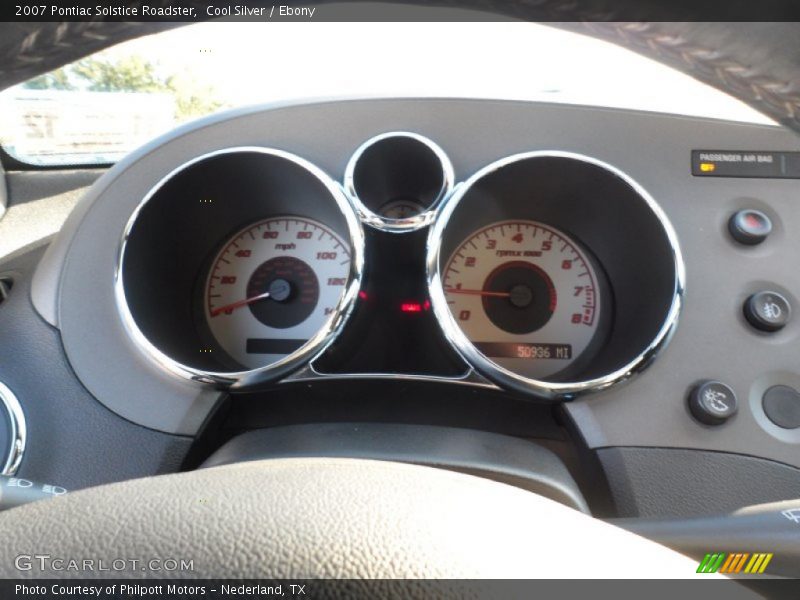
left=732, top=553, right=749, bottom=573
left=698, top=552, right=773, bottom=574
left=720, top=553, right=737, bottom=573
left=696, top=554, right=712, bottom=573
left=697, top=553, right=727, bottom=573
left=719, top=552, right=750, bottom=573
left=744, top=553, right=773, bottom=574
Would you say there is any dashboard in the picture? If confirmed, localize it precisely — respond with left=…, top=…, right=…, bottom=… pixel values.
left=114, top=137, right=681, bottom=398
left=3, top=97, right=800, bottom=519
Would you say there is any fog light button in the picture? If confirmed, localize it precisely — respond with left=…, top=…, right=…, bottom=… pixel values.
left=744, top=291, right=791, bottom=332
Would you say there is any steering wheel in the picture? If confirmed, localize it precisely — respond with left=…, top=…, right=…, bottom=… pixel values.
left=0, top=458, right=713, bottom=580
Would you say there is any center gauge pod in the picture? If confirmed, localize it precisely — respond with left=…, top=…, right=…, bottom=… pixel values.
left=344, top=132, right=454, bottom=232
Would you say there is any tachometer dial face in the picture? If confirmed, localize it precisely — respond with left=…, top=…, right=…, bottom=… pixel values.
left=443, top=220, right=602, bottom=379
left=205, top=217, right=350, bottom=370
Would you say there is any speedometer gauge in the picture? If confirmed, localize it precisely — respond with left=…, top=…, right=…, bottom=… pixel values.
left=443, top=220, right=604, bottom=379
left=205, top=216, right=350, bottom=370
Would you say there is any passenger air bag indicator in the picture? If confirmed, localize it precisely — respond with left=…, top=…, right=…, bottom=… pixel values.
left=692, top=150, right=800, bottom=178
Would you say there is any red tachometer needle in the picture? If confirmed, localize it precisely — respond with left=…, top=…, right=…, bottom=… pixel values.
left=210, top=291, right=271, bottom=317
left=444, top=288, right=511, bottom=298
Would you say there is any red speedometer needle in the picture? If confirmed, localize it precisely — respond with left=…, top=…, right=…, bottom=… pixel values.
left=444, top=288, right=511, bottom=298
left=210, top=291, right=271, bottom=317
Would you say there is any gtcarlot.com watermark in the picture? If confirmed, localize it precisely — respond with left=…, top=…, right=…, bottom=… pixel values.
left=15, top=554, right=194, bottom=573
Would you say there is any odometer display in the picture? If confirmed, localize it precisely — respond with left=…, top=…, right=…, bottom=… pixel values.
left=205, top=216, right=350, bottom=369
left=474, top=342, right=573, bottom=360
left=443, top=220, right=602, bottom=379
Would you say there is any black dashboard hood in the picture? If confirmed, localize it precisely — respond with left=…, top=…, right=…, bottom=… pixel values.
left=0, top=7, right=798, bottom=134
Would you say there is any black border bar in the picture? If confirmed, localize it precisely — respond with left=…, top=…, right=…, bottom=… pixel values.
left=4, top=579, right=798, bottom=600
left=6, top=0, right=800, bottom=22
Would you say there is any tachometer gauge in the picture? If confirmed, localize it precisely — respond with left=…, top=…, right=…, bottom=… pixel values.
left=205, top=216, right=350, bottom=369
left=443, top=220, right=603, bottom=379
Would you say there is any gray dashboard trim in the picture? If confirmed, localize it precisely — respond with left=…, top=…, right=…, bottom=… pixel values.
left=0, top=244, right=193, bottom=490
left=0, top=170, right=101, bottom=263
left=598, top=447, right=800, bottom=519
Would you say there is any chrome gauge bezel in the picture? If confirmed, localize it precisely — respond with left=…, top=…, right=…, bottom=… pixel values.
left=344, top=131, right=455, bottom=232
left=115, top=146, right=365, bottom=389
left=426, top=150, right=686, bottom=400
left=0, top=381, right=25, bottom=476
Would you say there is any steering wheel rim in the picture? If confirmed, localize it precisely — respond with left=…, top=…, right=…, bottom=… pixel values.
left=0, top=458, right=716, bottom=580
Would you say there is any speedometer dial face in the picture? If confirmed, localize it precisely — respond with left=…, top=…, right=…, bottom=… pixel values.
left=443, top=220, right=602, bottom=379
left=205, top=216, right=350, bottom=370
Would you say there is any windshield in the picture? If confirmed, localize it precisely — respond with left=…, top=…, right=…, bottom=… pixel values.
left=0, top=22, right=773, bottom=166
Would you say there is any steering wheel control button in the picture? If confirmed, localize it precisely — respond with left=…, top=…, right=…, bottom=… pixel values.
left=729, top=209, right=772, bottom=245
left=763, top=385, right=800, bottom=429
left=743, top=291, right=791, bottom=332
left=688, top=381, right=738, bottom=426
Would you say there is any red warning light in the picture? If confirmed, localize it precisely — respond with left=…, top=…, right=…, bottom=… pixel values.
left=745, top=214, right=763, bottom=229
left=401, top=302, right=423, bottom=313
left=358, top=291, right=369, bottom=301
left=400, top=300, right=431, bottom=313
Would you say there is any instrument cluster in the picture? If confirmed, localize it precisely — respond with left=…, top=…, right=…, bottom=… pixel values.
left=117, top=134, right=684, bottom=400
